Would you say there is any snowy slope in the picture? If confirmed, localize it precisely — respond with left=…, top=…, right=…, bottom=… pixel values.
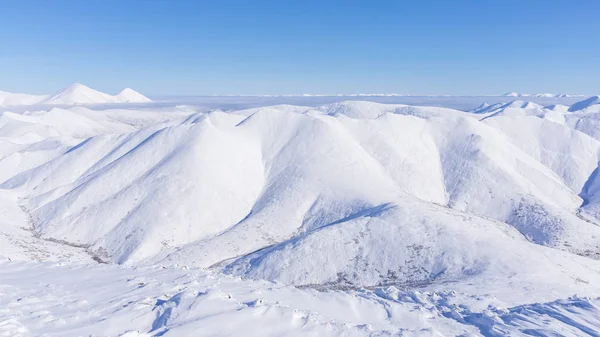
left=568, top=95, right=600, bottom=112
left=479, top=100, right=546, bottom=119
left=555, top=97, right=600, bottom=156
left=545, top=103, right=570, bottom=112
left=0, top=104, right=192, bottom=186
left=0, top=91, right=48, bottom=106
left=483, top=115, right=600, bottom=193
left=115, top=88, right=152, bottom=103
left=3, top=261, right=600, bottom=337
left=42, top=83, right=120, bottom=105
left=223, top=194, right=598, bottom=287
left=474, top=97, right=600, bottom=229
left=0, top=190, right=93, bottom=263
left=470, top=102, right=503, bottom=114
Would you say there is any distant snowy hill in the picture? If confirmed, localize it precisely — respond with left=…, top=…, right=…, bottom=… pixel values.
left=115, top=88, right=152, bottom=103
left=502, top=92, right=578, bottom=98
left=481, top=100, right=546, bottom=119
left=42, top=83, right=119, bottom=105
left=0, top=91, right=48, bottom=106
left=42, top=83, right=152, bottom=105
left=0, top=83, right=152, bottom=106
left=568, top=95, right=600, bottom=112
left=470, top=102, right=504, bottom=114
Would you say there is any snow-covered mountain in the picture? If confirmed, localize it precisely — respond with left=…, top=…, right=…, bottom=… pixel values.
left=42, top=83, right=152, bottom=105
left=0, top=83, right=152, bottom=106
left=3, top=96, right=600, bottom=335
left=502, top=92, right=579, bottom=98
left=2, top=99, right=600, bottom=271
left=115, top=88, right=152, bottom=103
left=480, top=100, right=546, bottom=119
left=568, top=95, right=600, bottom=112
left=42, top=83, right=118, bottom=105
left=470, top=102, right=503, bottom=114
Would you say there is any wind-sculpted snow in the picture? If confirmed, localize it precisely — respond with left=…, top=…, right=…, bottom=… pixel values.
left=1, top=262, right=600, bottom=336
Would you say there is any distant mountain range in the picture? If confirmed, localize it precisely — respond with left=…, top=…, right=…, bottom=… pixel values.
left=0, top=83, right=151, bottom=106
left=501, top=92, right=584, bottom=98
left=0, top=86, right=592, bottom=105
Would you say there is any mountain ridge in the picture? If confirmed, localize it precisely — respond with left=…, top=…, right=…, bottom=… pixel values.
left=0, top=83, right=152, bottom=106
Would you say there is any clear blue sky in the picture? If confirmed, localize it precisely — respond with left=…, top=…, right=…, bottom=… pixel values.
left=1, top=0, right=599, bottom=96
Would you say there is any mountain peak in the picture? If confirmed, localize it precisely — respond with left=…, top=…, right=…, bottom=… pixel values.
left=59, top=82, right=98, bottom=94
left=67, top=82, right=87, bottom=89
left=501, top=100, right=542, bottom=109
left=118, top=87, right=136, bottom=95
left=115, top=88, right=152, bottom=103
left=40, top=83, right=151, bottom=105
left=42, top=83, right=114, bottom=105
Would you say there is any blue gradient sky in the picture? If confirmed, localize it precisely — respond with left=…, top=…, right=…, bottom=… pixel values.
left=1, top=0, right=598, bottom=95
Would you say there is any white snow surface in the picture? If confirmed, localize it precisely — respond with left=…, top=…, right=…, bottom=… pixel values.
left=2, top=96, right=600, bottom=335
left=2, top=261, right=600, bottom=337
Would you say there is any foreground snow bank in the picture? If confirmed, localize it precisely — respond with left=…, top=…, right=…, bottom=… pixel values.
left=1, top=261, right=599, bottom=337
